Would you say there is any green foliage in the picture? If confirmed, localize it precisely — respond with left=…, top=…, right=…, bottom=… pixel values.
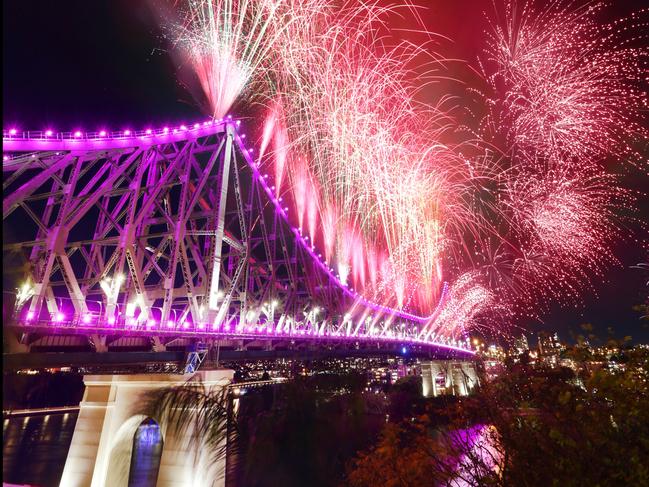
left=143, top=378, right=232, bottom=470
left=346, top=352, right=649, bottom=487
left=235, top=376, right=386, bottom=487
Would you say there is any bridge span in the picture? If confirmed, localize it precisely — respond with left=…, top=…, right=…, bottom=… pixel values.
left=3, top=118, right=474, bottom=363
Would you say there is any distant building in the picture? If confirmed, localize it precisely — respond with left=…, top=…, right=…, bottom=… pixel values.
left=538, top=332, right=563, bottom=367
left=513, top=335, right=529, bottom=355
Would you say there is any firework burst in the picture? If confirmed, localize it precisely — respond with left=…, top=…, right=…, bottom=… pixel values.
left=160, top=0, right=648, bottom=339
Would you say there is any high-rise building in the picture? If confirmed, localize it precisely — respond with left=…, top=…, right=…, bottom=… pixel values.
left=513, top=335, right=529, bottom=355
left=538, top=332, right=563, bottom=367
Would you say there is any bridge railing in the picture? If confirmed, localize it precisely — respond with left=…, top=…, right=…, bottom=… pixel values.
left=5, top=292, right=473, bottom=353
left=2, top=118, right=232, bottom=143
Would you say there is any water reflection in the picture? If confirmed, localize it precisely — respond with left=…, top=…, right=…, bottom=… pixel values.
left=3, top=411, right=78, bottom=487
left=450, top=424, right=501, bottom=486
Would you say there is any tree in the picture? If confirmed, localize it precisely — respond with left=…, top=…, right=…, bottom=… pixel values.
left=346, top=355, right=649, bottom=487
left=144, top=378, right=233, bottom=482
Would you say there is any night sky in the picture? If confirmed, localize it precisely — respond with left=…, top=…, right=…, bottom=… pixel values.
left=3, top=1, right=648, bottom=344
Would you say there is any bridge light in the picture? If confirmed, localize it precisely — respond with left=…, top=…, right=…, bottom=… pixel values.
left=180, top=125, right=187, bottom=130
left=145, top=129, right=152, bottom=135
left=99, top=130, right=106, bottom=137
left=26, top=311, right=35, bottom=321
left=163, top=127, right=169, bottom=133
left=74, top=131, right=82, bottom=138
left=45, top=130, right=53, bottom=137
left=82, top=314, right=92, bottom=324
left=193, top=123, right=199, bottom=129
left=54, top=312, right=65, bottom=322
left=123, top=130, right=131, bottom=136
left=108, top=315, right=116, bottom=325
left=9, top=128, right=17, bottom=135
left=167, top=320, right=175, bottom=328
left=271, top=300, right=278, bottom=308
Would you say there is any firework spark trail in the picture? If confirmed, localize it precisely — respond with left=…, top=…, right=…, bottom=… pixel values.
left=266, top=2, right=473, bottom=312
left=474, top=1, right=648, bottom=321
left=162, top=0, right=647, bottom=339
left=483, top=2, right=648, bottom=168
left=170, top=0, right=315, bottom=118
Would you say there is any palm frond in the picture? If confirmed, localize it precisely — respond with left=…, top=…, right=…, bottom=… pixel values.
left=144, top=378, right=237, bottom=474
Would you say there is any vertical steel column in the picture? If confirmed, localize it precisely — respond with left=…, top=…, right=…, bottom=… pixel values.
left=206, top=126, right=234, bottom=317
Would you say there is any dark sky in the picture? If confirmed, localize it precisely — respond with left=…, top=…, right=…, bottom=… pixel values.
left=3, top=1, right=648, bottom=344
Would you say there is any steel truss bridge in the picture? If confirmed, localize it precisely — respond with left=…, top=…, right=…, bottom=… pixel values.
left=2, top=119, right=474, bottom=360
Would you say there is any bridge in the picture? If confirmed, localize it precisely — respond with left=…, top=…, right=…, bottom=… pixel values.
left=2, top=118, right=474, bottom=363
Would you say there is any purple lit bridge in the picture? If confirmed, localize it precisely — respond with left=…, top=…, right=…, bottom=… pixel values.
left=2, top=119, right=474, bottom=366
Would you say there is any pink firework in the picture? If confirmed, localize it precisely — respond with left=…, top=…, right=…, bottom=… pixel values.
left=160, top=0, right=647, bottom=339
left=475, top=1, right=647, bottom=316
left=482, top=1, right=648, bottom=169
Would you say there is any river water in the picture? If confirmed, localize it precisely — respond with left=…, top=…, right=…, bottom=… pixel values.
left=3, top=411, right=78, bottom=487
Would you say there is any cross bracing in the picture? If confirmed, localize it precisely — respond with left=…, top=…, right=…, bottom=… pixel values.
left=2, top=120, right=474, bottom=357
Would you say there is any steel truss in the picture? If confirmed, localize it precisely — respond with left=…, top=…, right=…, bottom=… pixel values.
left=2, top=121, right=473, bottom=357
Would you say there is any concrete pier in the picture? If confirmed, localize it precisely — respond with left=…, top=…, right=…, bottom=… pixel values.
left=59, top=370, right=233, bottom=487
left=421, top=361, right=479, bottom=397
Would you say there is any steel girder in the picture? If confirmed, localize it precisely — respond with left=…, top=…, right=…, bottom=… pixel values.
left=2, top=122, right=474, bottom=357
